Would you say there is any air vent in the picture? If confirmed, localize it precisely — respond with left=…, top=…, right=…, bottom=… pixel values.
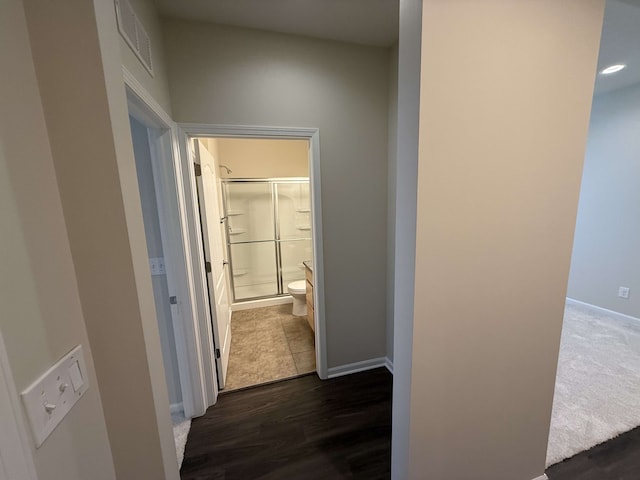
left=115, top=0, right=154, bottom=76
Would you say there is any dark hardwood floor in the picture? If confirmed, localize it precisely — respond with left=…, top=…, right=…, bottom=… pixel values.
left=181, top=368, right=392, bottom=480
left=181, top=365, right=640, bottom=480
left=546, top=426, right=640, bottom=480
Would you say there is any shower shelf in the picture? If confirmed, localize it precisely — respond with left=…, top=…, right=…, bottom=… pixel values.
left=233, top=268, right=249, bottom=277
left=296, top=225, right=311, bottom=230
left=227, top=210, right=243, bottom=216
left=228, top=229, right=246, bottom=235
left=296, top=208, right=310, bottom=213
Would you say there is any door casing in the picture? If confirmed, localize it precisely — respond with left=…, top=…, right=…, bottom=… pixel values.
left=0, top=329, right=37, bottom=480
left=178, top=124, right=328, bottom=382
left=125, top=68, right=217, bottom=418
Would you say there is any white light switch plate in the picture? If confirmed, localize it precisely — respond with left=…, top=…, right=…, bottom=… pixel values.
left=21, top=345, right=89, bottom=447
left=149, top=257, right=166, bottom=275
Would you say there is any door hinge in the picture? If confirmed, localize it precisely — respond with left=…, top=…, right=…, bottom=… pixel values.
left=215, top=348, right=221, bottom=359
left=205, top=261, right=212, bottom=273
left=194, top=162, right=202, bottom=177
left=169, top=296, right=177, bottom=305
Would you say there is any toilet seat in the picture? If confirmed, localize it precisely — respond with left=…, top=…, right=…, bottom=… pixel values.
left=288, top=280, right=306, bottom=295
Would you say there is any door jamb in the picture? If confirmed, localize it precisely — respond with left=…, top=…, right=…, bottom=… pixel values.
left=123, top=67, right=217, bottom=417
left=178, top=123, right=328, bottom=380
left=0, top=328, right=37, bottom=480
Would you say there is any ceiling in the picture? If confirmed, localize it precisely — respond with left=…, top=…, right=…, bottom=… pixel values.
left=154, top=0, right=640, bottom=94
left=153, top=0, right=399, bottom=47
left=594, top=0, right=640, bottom=95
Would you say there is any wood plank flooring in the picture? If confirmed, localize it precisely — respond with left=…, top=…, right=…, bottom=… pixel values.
left=546, top=426, right=640, bottom=480
left=182, top=363, right=640, bottom=480
left=181, top=368, right=392, bottom=480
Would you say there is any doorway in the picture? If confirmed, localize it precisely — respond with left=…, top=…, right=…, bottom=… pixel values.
left=546, top=0, right=640, bottom=472
left=191, top=135, right=321, bottom=391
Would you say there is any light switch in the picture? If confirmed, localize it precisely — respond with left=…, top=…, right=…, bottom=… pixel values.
left=21, top=345, right=89, bottom=447
left=149, top=257, right=166, bottom=275
left=68, top=361, right=84, bottom=392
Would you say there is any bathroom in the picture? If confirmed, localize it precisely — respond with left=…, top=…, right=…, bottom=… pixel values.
left=194, top=136, right=316, bottom=391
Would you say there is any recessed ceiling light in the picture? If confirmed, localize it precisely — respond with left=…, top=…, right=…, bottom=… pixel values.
left=600, top=64, right=626, bottom=75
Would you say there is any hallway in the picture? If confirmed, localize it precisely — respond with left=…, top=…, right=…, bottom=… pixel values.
left=181, top=368, right=392, bottom=479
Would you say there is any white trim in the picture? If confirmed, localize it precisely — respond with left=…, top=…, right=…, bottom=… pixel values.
left=384, top=357, right=394, bottom=374
left=123, top=66, right=216, bottom=418
left=123, top=67, right=171, bottom=127
left=0, top=330, right=37, bottom=480
left=231, top=296, right=293, bottom=311
left=178, top=123, right=329, bottom=381
left=169, top=403, right=183, bottom=415
left=327, top=357, right=388, bottom=379
left=175, top=129, right=219, bottom=407
left=565, top=297, right=640, bottom=324
left=531, top=475, right=548, bottom=480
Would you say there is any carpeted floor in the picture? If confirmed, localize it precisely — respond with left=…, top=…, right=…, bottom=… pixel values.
left=547, top=301, right=640, bottom=466
left=171, top=411, right=191, bottom=469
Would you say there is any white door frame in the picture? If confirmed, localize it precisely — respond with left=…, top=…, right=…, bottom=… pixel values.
left=0, top=329, right=37, bottom=480
left=178, top=123, right=328, bottom=380
left=123, top=67, right=217, bottom=417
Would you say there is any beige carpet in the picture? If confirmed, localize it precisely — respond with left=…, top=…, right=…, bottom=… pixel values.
left=171, top=410, right=190, bottom=469
left=547, top=301, right=640, bottom=465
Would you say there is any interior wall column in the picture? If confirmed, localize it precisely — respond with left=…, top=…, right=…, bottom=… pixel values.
left=403, top=1, right=605, bottom=479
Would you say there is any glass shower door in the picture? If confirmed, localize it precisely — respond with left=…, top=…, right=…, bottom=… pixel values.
left=276, top=182, right=312, bottom=288
left=224, top=182, right=278, bottom=300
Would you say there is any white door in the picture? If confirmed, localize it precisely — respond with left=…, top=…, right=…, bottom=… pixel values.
left=194, top=140, right=232, bottom=389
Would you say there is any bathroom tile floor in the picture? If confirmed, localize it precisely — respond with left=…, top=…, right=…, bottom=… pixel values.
left=223, top=304, right=316, bottom=391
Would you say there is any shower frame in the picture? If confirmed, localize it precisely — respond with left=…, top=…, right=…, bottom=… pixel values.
left=221, top=177, right=311, bottom=303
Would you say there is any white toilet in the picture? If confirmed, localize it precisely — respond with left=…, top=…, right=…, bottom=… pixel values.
left=287, top=280, right=307, bottom=317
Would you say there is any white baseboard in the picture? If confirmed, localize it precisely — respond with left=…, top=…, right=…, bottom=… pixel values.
left=566, top=297, right=640, bottom=324
left=231, top=296, right=293, bottom=311
left=531, top=475, right=548, bottom=480
left=170, top=402, right=183, bottom=415
left=327, top=357, right=387, bottom=378
left=384, top=357, right=393, bottom=374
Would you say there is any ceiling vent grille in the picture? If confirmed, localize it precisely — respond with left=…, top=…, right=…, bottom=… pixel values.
left=115, top=0, right=154, bottom=76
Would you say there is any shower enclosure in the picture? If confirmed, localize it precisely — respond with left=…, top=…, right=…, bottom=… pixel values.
left=222, top=178, right=312, bottom=302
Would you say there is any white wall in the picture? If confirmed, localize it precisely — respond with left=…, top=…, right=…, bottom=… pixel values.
left=0, top=1, right=115, bottom=479
left=216, top=138, right=309, bottom=179
left=567, top=83, right=640, bottom=317
left=120, top=0, right=173, bottom=115
left=130, top=116, right=182, bottom=406
left=407, top=1, right=604, bottom=479
left=390, top=1, right=421, bottom=478
left=387, top=44, right=399, bottom=364
left=23, top=0, right=179, bottom=478
left=163, top=21, right=390, bottom=368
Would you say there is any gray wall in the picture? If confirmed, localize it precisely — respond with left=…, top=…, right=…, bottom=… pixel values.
left=567, top=83, right=640, bottom=317
left=0, top=1, right=116, bottom=478
left=163, top=21, right=391, bottom=369
left=407, top=1, right=604, bottom=478
left=120, top=0, right=173, bottom=115
left=130, top=117, right=182, bottom=406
